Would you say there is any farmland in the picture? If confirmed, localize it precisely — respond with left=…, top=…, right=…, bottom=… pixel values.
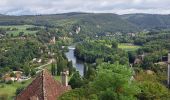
left=118, top=43, right=141, bottom=51
left=0, top=25, right=43, bottom=36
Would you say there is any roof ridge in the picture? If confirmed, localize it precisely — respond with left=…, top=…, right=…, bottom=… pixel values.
left=16, top=69, right=71, bottom=100
left=42, top=70, right=47, bottom=100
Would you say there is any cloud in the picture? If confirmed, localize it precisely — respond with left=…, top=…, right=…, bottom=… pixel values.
left=0, top=0, right=170, bottom=15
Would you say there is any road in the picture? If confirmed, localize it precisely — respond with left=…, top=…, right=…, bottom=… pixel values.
left=36, top=59, right=54, bottom=73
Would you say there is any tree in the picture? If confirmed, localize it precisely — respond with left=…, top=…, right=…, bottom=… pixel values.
left=128, top=51, right=137, bottom=63
left=67, top=61, right=73, bottom=76
left=95, top=58, right=104, bottom=65
left=111, top=41, right=118, bottom=48
left=51, top=62, right=56, bottom=76
left=85, top=66, right=96, bottom=80
left=69, top=71, right=84, bottom=89
left=30, top=68, right=36, bottom=77
left=61, top=62, right=140, bottom=100
left=19, top=32, right=24, bottom=37
left=83, top=63, right=88, bottom=77
left=120, top=57, right=129, bottom=65
left=90, top=62, right=140, bottom=99
left=10, top=72, right=16, bottom=77
left=137, top=81, right=170, bottom=100
left=57, top=57, right=67, bottom=75
left=23, top=66, right=30, bottom=76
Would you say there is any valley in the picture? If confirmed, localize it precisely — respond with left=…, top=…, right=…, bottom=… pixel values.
left=0, top=13, right=170, bottom=100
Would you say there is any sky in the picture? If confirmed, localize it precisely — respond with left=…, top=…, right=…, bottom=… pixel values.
left=0, top=0, right=170, bottom=15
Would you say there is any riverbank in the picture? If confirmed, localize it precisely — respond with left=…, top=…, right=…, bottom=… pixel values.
left=65, top=45, right=84, bottom=76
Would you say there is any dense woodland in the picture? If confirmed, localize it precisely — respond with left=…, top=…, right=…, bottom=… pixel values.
left=0, top=13, right=170, bottom=100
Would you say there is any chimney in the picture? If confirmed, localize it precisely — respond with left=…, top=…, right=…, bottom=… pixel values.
left=61, top=70, right=69, bottom=86
left=167, top=53, right=170, bottom=88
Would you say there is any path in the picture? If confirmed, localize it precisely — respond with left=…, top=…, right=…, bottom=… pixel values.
left=36, top=59, right=54, bottom=73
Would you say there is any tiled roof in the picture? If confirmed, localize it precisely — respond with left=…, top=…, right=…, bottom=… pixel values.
left=16, top=69, right=71, bottom=100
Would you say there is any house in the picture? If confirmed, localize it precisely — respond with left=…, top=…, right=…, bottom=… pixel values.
left=3, top=71, right=23, bottom=82
left=16, top=69, right=71, bottom=100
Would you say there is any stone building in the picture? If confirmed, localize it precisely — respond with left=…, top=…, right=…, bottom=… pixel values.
left=16, top=70, right=71, bottom=100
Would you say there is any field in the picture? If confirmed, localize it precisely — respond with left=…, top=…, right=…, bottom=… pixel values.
left=0, top=25, right=41, bottom=36
left=118, top=43, right=141, bottom=51
left=0, top=79, right=32, bottom=100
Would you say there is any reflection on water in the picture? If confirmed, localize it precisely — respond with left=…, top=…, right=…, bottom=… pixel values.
left=65, top=46, right=84, bottom=76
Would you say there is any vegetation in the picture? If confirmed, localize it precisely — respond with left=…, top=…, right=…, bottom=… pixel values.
left=1, top=13, right=170, bottom=100
left=75, top=40, right=128, bottom=65
left=0, top=79, right=32, bottom=99
left=60, top=62, right=140, bottom=100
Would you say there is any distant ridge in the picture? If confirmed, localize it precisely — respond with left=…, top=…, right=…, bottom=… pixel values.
left=1, top=12, right=170, bottom=33
left=121, top=14, right=170, bottom=29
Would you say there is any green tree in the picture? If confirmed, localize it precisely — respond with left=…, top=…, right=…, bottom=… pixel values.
left=67, top=61, right=73, bottom=76
left=30, top=68, right=36, bottom=77
left=51, top=62, right=56, bottom=76
left=57, top=57, right=67, bottom=75
left=111, top=41, right=118, bottom=48
left=23, top=66, right=30, bottom=76
left=95, top=58, right=104, bottom=65
left=128, top=51, right=137, bottom=64
left=83, top=63, right=88, bottom=77
left=137, top=81, right=170, bottom=100
left=69, top=71, right=84, bottom=89
left=90, top=62, right=140, bottom=100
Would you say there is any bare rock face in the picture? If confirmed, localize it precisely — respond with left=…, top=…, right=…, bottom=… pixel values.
left=75, top=26, right=81, bottom=34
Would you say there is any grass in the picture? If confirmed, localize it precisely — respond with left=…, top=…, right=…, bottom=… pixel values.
left=118, top=43, right=141, bottom=51
left=0, top=25, right=41, bottom=36
left=0, top=79, right=32, bottom=100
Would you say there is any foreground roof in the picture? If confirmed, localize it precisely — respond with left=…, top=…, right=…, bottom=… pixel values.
left=16, top=70, right=70, bottom=100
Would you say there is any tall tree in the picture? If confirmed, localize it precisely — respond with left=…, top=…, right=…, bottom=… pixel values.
left=51, top=62, right=56, bottom=76
left=67, top=61, right=73, bottom=76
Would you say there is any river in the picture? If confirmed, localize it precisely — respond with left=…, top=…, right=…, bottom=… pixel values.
left=65, top=45, right=84, bottom=76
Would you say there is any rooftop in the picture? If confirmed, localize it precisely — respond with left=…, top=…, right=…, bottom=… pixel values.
left=16, top=69, right=71, bottom=100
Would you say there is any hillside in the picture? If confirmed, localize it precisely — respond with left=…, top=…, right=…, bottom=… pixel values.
left=0, top=13, right=140, bottom=34
left=121, top=14, right=170, bottom=30
left=3, top=13, right=170, bottom=34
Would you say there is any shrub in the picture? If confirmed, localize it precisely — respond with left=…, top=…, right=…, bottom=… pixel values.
left=6, top=80, right=13, bottom=84
left=16, top=86, right=25, bottom=95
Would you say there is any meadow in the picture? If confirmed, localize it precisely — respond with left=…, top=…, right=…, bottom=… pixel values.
left=118, top=43, right=141, bottom=51
left=0, top=25, right=41, bottom=36
left=0, top=79, right=32, bottom=100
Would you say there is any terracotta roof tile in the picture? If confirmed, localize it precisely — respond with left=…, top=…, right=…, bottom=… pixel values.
left=16, top=69, right=71, bottom=100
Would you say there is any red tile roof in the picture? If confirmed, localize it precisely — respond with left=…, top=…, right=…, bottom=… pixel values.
left=16, top=70, right=71, bottom=100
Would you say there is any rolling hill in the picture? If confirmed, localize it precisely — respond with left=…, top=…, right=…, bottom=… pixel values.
left=1, top=13, right=170, bottom=34
left=0, top=13, right=140, bottom=34
left=121, top=14, right=170, bottom=30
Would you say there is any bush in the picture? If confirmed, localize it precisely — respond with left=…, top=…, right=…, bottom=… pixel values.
left=16, top=86, right=25, bottom=95
left=21, top=81, right=26, bottom=84
left=6, top=80, right=13, bottom=84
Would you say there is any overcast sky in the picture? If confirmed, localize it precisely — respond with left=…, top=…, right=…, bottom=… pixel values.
left=0, top=0, right=170, bottom=15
